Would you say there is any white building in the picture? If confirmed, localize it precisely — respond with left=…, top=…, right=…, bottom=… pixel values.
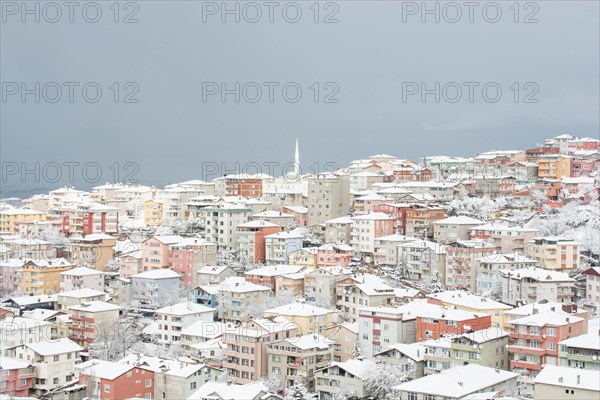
left=265, top=231, right=304, bottom=263
left=501, top=267, right=576, bottom=306
left=155, top=302, right=214, bottom=345
left=12, top=338, right=82, bottom=396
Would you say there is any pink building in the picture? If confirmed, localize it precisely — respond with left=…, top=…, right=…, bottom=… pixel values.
left=222, top=317, right=298, bottom=384
left=244, top=264, right=304, bottom=293
left=60, top=267, right=104, bottom=292
left=0, top=357, right=35, bottom=397
left=0, top=259, right=24, bottom=296
left=508, top=311, right=588, bottom=377
left=118, top=250, right=143, bottom=278
left=571, top=158, right=600, bottom=177
left=283, top=206, right=308, bottom=227
left=141, top=235, right=183, bottom=271
left=169, top=238, right=218, bottom=289
left=317, top=243, right=355, bottom=267
left=236, top=221, right=280, bottom=263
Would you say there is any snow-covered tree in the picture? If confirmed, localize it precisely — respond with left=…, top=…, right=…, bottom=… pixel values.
left=246, top=288, right=299, bottom=319
left=284, top=380, right=311, bottom=400
left=363, top=362, right=408, bottom=399
left=261, top=373, right=283, bottom=395
left=352, top=341, right=363, bottom=359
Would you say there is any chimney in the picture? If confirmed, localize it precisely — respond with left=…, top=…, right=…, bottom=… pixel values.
left=226, top=378, right=233, bottom=386
left=577, top=375, right=581, bottom=385
left=458, top=382, right=463, bottom=386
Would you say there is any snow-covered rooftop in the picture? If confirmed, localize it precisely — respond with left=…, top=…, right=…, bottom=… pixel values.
left=534, top=365, right=600, bottom=392
left=25, top=338, right=82, bottom=355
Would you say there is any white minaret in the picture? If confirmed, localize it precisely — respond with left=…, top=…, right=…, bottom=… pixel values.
left=294, top=138, right=300, bottom=176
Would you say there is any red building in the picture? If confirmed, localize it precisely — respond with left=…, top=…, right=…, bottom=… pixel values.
left=525, top=147, right=559, bottom=163
left=508, top=311, right=588, bottom=377
left=224, top=173, right=270, bottom=198
left=61, top=203, right=118, bottom=235
left=78, top=360, right=155, bottom=400
left=373, top=203, right=409, bottom=234
left=237, top=220, right=280, bottom=263
left=415, top=309, right=491, bottom=342
left=0, top=358, right=35, bottom=397
left=571, top=158, right=600, bottom=177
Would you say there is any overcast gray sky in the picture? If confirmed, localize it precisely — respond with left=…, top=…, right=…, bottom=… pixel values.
left=1, top=0, right=599, bottom=195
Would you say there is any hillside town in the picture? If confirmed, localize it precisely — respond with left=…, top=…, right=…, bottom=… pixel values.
left=0, top=134, right=599, bottom=400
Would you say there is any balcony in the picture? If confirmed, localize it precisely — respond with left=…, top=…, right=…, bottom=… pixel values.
left=507, top=345, right=546, bottom=356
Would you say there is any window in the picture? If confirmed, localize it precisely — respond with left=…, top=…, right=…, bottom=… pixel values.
left=19, top=379, right=26, bottom=387
left=104, top=384, right=110, bottom=393
left=408, top=392, right=418, bottom=400
left=190, top=382, right=196, bottom=390
left=547, top=327, right=556, bottom=336
left=145, top=379, right=152, bottom=388
left=547, top=342, right=556, bottom=350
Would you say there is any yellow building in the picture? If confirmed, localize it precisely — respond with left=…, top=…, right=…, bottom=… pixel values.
left=70, top=234, right=117, bottom=271
left=275, top=272, right=305, bottom=295
left=0, top=208, right=46, bottom=234
left=427, top=291, right=512, bottom=327
left=263, top=302, right=334, bottom=336
left=22, top=258, right=73, bottom=295
left=144, top=200, right=163, bottom=226
left=289, top=247, right=318, bottom=268
left=538, top=155, right=572, bottom=180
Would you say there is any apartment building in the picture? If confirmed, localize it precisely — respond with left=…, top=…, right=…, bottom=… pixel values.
left=500, top=267, right=576, bottom=306
left=433, top=216, right=484, bottom=244
left=404, top=204, right=447, bottom=238
left=68, top=301, right=123, bottom=349
left=217, top=277, right=272, bottom=323
left=324, top=216, right=353, bottom=245
left=169, top=237, right=218, bottom=288
left=5, top=237, right=55, bottom=260
left=314, top=358, right=375, bottom=400
left=350, top=212, right=394, bottom=259
left=265, top=231, right=304, bottom=263
left=76, top=360, right=155, bottom=400
left=57, top=288, right=109, bottom=310
left=196, top=265, right=237, bottom=286
left=61, top=203, right=118, bottom=235
left=538, top=154, right=572, bottom=180
left=501, top=300, right=585, bottom=333
left=0, top=357, right=34, bottom=397
left=244, top=264, right=304, bottom=293
left=534, top=365, right=600, bottom=400
left=323, top=322, right=358, bottom=363
left=222, top=317, right=298, bottom=383
left=237, top=220, right=280, bottom=263
left=396, top=239, right=447, bottom=282
left=203, top=204, right=252, bottom=252
left=264, top=302, right=333, bottom=335
left=469, top=222, right=539, bottom=254
left=0, top=317, right=52, bottom=353
left=130, top=269, right=182, bottom=310
left=508, top=310, right=587, bottom=377
left=476, top=253, right=538, bottom=296
left=335, top=275, right=395, bottom=321
left=0, top=208, right=46, bottom=234
left=583, top=266, right=600, bottom=307
left=558, top=327, right=600, bottom=370
left=69, top=233, right=117, bottom=271
left=528, top=237, right=580, bottom=270
left=12, top=338, right=82, bottom=397
left=450, top=328, right=510, bottom=370
left=427, top=291, right=512, bottom=327
left=267, top=334, right=334, bottom=391
left=392, top=364, right=519, bottom=400
left=372, top=234, right=415, bottom=266
left=445, top=240, right=497, bottom=291
left=117, top=354, right=222, bottom=400
left=307, top=174, right=350, bottom=225
left=358, top=306, right=417, bottom=357
left=222, top=173, right=270, bottom=198
left=143, top=199, right=164, bottom=226
left=141, top=235, right=184, bottom=271
left=21, top=258, right=73, bottom=295
left=155, top=302, right=214, bottom=345
left=59, top=267, right=104, bottom=292
left=0, top=259, right=24, bottom=295
left=374, top=342, right=426, bottom=380
left=316, top=243, right=355, bottom=267
left=304, top=266, right=352, bottom=303
left=416, top=307, right=491, bottom=342
left=373, top=203, right=410, bottom=234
